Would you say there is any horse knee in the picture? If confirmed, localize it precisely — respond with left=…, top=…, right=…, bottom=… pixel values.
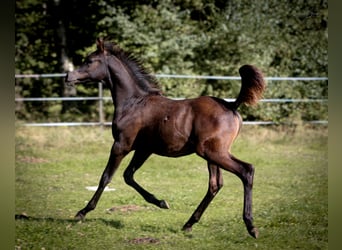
left=248, top=163, right=255, bottom=174
left=99, top=171, right=112, bottom=187
left=123, top=168, right=134, bottom=186
left=246, top=163, right=254, bottom=178
left=212, top=180, right=223, bottom=195
left=209, top=180, right=223, bottom=195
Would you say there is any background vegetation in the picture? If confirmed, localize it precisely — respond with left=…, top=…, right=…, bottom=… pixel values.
left=15, top=125, right=328, bottom=249
left=15, top=0, right=328, bottom=124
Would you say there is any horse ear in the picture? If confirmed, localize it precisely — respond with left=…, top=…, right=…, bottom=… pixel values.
left=96, top=38, right=105, bottom=52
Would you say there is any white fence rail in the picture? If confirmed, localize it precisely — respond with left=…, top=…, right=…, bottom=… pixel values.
left=15, top=73, right=328, bottom=126
left=15, top=73, right=328, bottom=81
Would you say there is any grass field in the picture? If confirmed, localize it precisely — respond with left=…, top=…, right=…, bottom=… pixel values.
left=15, top=125, right=328, bottom=249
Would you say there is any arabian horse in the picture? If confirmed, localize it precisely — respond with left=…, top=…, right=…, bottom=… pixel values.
left=65, top=38, right=265, bottom=238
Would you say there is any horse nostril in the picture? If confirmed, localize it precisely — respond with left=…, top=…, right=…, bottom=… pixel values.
left=66, top=72, right=76, bottom=81
left=65, top=72, right=77, bottom=84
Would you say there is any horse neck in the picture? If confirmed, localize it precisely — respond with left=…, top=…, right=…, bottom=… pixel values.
left=106, top=56, right=147, bottom=108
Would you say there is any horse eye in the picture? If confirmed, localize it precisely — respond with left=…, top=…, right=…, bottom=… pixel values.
left=83, top=60, right=91, bottom=66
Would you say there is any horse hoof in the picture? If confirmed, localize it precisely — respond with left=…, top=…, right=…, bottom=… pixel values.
left=182, top=225, right=192, bottom=232
left=74, top=212, right=85, bottom=221
left=249, top=227, right=259, bottom=239
left=159, top=200, right=170, bottom=209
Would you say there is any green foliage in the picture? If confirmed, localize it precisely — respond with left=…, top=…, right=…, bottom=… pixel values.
left=15, top=0, right=328, bottom=123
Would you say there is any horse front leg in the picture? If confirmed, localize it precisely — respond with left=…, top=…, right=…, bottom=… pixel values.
left=123, top=150, right=170, bottom=209
left=75, top=142, right=127, bottom=220
left=182, top=163, right=223, bottom=231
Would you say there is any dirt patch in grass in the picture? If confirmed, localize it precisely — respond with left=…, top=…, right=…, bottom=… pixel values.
left=128, top=237, right=160, bottom=244
left=17, top=155, right=49, bottom=164
left=107, top=205, right=145, bottom=213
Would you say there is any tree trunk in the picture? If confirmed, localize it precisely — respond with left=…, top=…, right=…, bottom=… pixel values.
left=50, top=0, right=76, bottom=115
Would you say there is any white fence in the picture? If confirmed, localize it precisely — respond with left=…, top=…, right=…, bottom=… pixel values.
left=15, top=73, right=328, bottom=126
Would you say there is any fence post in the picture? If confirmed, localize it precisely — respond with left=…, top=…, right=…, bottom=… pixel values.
left=98, top=82, right=104, bottom=130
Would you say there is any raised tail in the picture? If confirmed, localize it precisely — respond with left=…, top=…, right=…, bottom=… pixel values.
left=232, top=65, right=266, bottom=110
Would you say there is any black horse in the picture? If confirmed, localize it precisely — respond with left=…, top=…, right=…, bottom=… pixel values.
left=65, top=38, right=265, bottom=238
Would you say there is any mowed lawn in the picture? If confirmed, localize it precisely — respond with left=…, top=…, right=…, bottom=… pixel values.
left=15, top=125, right=328, bottom=249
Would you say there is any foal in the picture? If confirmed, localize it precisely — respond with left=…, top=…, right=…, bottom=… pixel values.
left=65, top=38, right=265, bottom=238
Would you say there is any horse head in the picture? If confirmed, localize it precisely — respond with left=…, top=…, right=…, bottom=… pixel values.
left=65, top=38, right=109, bottom=86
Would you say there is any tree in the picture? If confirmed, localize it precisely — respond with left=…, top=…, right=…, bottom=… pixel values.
left=15, top=0, right=328, bottom=123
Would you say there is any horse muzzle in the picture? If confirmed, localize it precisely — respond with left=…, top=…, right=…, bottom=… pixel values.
left=65, top=71, right=87, bottom=86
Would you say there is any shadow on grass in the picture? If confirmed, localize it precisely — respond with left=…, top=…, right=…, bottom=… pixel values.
left=15, top=214, right=125, bottom=229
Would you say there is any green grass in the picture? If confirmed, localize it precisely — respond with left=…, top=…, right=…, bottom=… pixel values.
left=15, top=125, right=328, bottom=249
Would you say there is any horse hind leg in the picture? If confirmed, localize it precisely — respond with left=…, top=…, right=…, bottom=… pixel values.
left=209, top=152, right=258, bottom=238
left=123, top=150, right=170, bottom=209
left=230, top=155, right=258, bottom=238
left=182, top=162, right=223, bottom=231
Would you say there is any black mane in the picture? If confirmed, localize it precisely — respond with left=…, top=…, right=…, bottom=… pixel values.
left=103, top=40, right=161, bottom=94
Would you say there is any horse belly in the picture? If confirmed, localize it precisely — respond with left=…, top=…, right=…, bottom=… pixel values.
left=154, top=135, right=194, bottom=157
left=153, top=111, right=195, bottom=157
